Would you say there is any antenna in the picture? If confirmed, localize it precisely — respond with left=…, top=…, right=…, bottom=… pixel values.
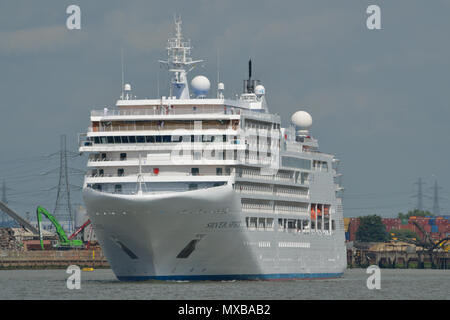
left=121, top=48, right=124, bottom=99
left=216, top=48, right=220, bottom=97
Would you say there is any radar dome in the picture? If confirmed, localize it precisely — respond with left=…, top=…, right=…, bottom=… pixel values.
left=124, top=83, right=131, bottom=91
left=291, top=111, right=312, bottom=129
left=191, top=75, right=211, bottom=97
left=255, top=85, right=265, bottom=96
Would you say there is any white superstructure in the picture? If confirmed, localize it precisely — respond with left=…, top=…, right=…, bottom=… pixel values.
left=78, top=17, right=346, bottom=280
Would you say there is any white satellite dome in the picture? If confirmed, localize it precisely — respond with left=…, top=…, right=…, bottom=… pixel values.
left=254, top=84, right=265, bottom=96
left=124, top=83, right=131, bottom=91
left=191, top=75, right=211, bottom=96
left=291, top=111, right=312, bottom=129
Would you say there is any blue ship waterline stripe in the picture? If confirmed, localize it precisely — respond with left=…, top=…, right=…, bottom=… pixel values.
left=117, top=272, right=344, bottom=281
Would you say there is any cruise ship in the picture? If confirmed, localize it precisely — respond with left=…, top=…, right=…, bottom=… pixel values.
left=78, top=18, right=346, bottom=281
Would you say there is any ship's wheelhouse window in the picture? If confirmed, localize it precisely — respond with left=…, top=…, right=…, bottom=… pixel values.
left=145, top=136, right=154, bottom=143
left=162, top=135, right=171, bottom=143
left=114, top=136, right=121, bottom=144
left=191, top=168, right=199, bottom=176
left=172, top=136, right=182, bottom=143
left=120, top=153, right=127, bottom=161
left=100, top=136, right=107, bottom=144
left=114, top=184, right=122, bottom=193
left=155, top=136, right=162, bottom=143
left=216, top=168, right=223, bottom=176
left=94, top=137, right=100, bottom=144
left=121, top=136, right=129, bottom=143
left=107, top=136, right=114, bottom=144
left=117, top=168, right=124, bottom=176
left=188, top=183, right=198, bottom=190
left=136, top=136, right=144, bottom=143
left=128, top=136, right=136, bottom=143
left=213, top=182, right=225, bottom=187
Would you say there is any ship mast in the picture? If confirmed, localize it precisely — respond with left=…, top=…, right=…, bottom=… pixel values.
left=159, top=16, right=203, bottom=99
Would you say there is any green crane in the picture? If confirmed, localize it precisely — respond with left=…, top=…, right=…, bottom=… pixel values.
left=36, top=206, right=83, bottom=250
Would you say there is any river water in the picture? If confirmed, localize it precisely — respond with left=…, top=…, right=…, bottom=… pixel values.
left=0, top=268, right=448, bottom=300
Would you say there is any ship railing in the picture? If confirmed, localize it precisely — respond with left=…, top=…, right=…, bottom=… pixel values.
left=87, top=123, right=237, bottom=132
left=91, top=106, right=243, bottom=117
left=86, top=172, right=232, bottom=178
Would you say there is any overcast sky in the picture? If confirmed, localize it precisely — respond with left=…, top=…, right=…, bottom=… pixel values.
left=1, top=0, right=449, bottom=220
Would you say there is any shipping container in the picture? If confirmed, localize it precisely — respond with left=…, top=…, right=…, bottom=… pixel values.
left=431, top=225, right=438, bottom=233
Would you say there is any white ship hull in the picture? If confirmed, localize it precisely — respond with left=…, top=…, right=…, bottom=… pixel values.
left=83, top=185, right=346, bottom=281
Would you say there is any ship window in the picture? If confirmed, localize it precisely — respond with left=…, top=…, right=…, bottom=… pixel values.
left=120, top=153, right=127, bottom=161
left=216, top=168, right=223, bottom=176
left=128, top=136, right=136, bottom=143
left=114, top=184, right=122, bottom=193
left=193, top=151, right=201, bottom=160
left=121, top=136, right=129, bottom=143
left=258, top=218, right=265, bottom=229
left=278, top=218, right=283, bottom=230
left=117, top=169, right=124, bottom=176
left=311, top=220, right=316, bottom=229
left=332, top=220, right=336, bottom=230
left=188, top=183, right=198, bottom=190
left=107, top=136, right=114, bottom=144
left=266, top=218, right=274, bottom=229
left=114, top=136, right=121, bottom=144
left=223, top=135, right=227, bottom=142
left=137, top=136, right=145, bottom=143
left=98, top=169, right=104, bottom=177
left=191, top=168, right=199, bottom=176
left=281, top=156, right=312, bottom=170
left=156, top=136, right=162, bottom=143
left=101, top=153, right=106, bottom=160
left=100, top=136, right=107, bottom=144
left=250, top=217, right=257, bottom=229
left=94, top=137, right=100, bottom=144
left=288, top=219, right=296, bottom=229
left=225, top=167, right=231, bottom=175
left=93, top=184, right=102, bottom=191
left=162, top=135, right=171, bottom=143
